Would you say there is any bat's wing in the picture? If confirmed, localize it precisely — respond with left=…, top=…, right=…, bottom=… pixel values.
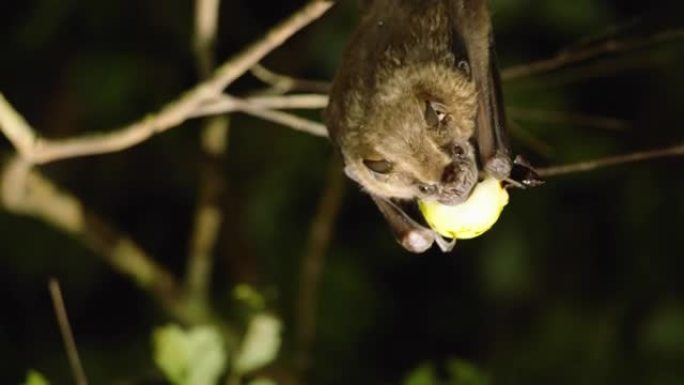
left=369, top=0, right=516, bottom=254
left=370, top=195, right=456, bottom=253
left=451, top=0, right=512, bottom=180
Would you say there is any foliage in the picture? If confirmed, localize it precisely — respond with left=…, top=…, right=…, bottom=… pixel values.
left=233, top=313, right=282, bottom=374
left=153, top=324, right=227, bottom=385
left=404, top=359, right=489, bottom=385
left=23, top=370, right=49, bottom=385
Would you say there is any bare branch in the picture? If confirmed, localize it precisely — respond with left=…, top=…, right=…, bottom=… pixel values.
left=508, top=119, right=553, bottom=157
left=251, top=64, right=331, bottom=94
left=185, top=0, right=228, bottom=314
left=537, top=143, right=684, bottom=177
left=210, top=0, right=333, bottom=92
left=48, top=279, right=89, bottom=385
left=501, top=27, right=684, bottom=81
left=193, top=94, right=329, bottom=117
left=194, top=0, right=221, bottom=78
left=0, top=157, right=200, bottom=322
left=0, top=0, right=334, bottom=164
left=507, top=107, right=629, bottom=131
left=224, top=95, right=328, bottom=137
left=0, top=94, right=39, bottom=161
left=295, top=158, right=346, bottom=374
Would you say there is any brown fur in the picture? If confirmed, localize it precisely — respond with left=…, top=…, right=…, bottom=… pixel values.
left=326, top=0, right=489, bottom=204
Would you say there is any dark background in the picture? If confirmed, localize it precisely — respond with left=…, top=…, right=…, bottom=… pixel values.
left=1, top=0, right=683, bottom=384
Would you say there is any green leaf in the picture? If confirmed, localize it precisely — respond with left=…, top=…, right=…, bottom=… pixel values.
left=233, top=313, right=282, bottom=374
left=403, top=364, right=438, bottom=385
left=446, top=359, right=489, bottom=385
left=403, top=359, right=489, bottom=385
left=152, top=324, right=227, bottom=385
left=23, top=370, right=49, bottom=385
left=233, top=284, right=266, bottom=310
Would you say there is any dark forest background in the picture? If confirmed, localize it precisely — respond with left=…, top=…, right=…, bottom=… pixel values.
left=1, top=0, right=684, bottom=384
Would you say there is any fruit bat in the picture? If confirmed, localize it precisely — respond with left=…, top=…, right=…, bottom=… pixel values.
left=325, top=0, right=540, bottom=253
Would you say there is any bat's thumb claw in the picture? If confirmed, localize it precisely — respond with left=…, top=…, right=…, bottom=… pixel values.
left=509, top=155, right=544, bottom=189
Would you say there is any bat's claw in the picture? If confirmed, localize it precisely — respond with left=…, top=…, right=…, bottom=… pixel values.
left=506, top=155, right=544, bottom=189
left=434, top=234, right=456, bottom=252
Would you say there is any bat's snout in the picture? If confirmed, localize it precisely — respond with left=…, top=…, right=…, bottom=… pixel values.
left=437, top=161, right=477, bottom=205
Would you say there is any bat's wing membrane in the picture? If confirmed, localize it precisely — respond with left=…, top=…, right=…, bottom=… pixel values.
left=450, top=0, right=512, bottom=180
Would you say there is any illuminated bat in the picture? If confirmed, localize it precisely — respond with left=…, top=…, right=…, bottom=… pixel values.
left=326, top=0, right=541, bottom=252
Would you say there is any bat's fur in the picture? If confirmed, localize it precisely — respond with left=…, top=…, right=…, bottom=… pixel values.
left=326, top=0, right=494, bottom=205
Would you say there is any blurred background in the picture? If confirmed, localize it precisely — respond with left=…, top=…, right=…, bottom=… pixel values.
left=1, top=0, right=684, bottom=384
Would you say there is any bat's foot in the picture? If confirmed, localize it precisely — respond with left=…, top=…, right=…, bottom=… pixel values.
left=434, top=234, right=456, bottom=252
left=507, top=155, right=544, bottom=189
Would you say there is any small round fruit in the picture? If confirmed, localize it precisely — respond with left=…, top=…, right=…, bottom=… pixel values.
left=418, top=177, right=509, bottom=239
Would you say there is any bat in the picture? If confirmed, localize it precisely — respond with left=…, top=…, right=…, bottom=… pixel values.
left=325, top=0, right=540, bottom=252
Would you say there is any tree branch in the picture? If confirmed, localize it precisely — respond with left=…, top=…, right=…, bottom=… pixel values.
left=194, top=0, right=221, bottom=79
left=507, top=107, right=629, bottom=131
left=217, top=95, right=328, bottom=137
left=185, top=0, right=226, bottom=313
left=501, top=27, right=684, bottom=81
left=0, top=156, right=204, bottom=323
left=193, top=94, right=329, bottom=117
left=49, top=279, right=89, bottom=385
left=0, top=0, right=334, bottom=164
left=251, top=64, right=331, bottom=94
left=537, top=143, right=684, bottom=177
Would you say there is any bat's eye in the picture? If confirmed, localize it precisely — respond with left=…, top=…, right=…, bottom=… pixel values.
left=363, top=159, right=393, bottom=174
left=418, top=184, right=437, bottom=195
left=424, top=101, right=447, bottom=127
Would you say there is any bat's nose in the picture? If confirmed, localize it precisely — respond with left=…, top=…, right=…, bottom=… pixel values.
left=438, top=162, right=476, bottom=205
left=441, top=162, right=461, bottom=184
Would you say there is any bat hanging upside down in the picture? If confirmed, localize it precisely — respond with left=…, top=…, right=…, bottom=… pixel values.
left=325, top=0, right=542, bottom=253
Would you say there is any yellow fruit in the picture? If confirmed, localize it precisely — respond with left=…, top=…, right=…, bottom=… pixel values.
left=418, top=177, right=509, bottom=239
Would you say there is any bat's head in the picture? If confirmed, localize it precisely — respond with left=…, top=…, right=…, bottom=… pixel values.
left=332, top=64, right=480, bottom=205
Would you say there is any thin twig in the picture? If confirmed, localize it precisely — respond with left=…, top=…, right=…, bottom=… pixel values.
left=0, top=0, right=334, bottom=164
left=562, top=15, right=643, bottom=53
left=224, top=95, right=328, bottom=137
left=48, top=279, right=89, bottom=385
left=295, top=157, right=346, bottom=374
left=537, top=144, right=684, bottom=177
left=0, top=94, right=36, bottom=159
left=194, top=0, right=220, bottom=78
left=251, top=64, right=331, bottom=94
left=507, top=107, right=629, bottom=131
left=508, top=119, right=553, bottom=157
left=193, top=94, right=329, bottom=117
left=511, top=55, right=658, bottom=92
left=501, top=27, right=684, bottom=81
left=185, top=0, right=226, bottom=312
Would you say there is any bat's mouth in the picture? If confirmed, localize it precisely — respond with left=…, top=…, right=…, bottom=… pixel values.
left=374, top=157, right=544, bottom=253
left=434, top=159, right=479, bottom=205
